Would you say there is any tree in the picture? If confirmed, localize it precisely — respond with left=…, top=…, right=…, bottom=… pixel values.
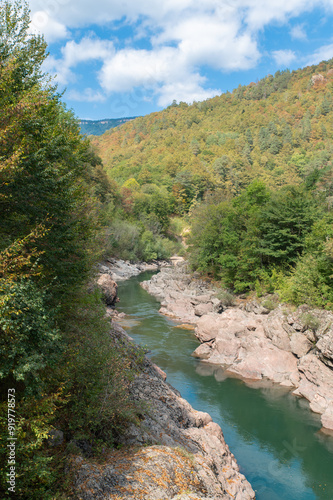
left=258, top=186, right=317, bottom=267
left=0, top=0, right=47, bottom=93
left=0, top=0, right=106, bottom=301
left=0, top=3, right=116, bottom=493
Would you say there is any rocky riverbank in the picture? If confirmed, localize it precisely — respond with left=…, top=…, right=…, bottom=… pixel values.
left=72, top=325, right=255, bottom=500
left=141, top=260, right=333, bottom=432
left=97, top=257, right=166, bottom=281
left=75, top=258, right=255, bottom=499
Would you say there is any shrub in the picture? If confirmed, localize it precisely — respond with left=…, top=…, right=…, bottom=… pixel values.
left=60, top=288, right=144, bottom=443
left=217, top=290, right=236, bottom=306
left=300, top=313, right=320, bottom=332
left=278, top=254, right=333, bottom=308
left=0, top=278, right=62, bottom=395
left=262, top=296, right=278, bottom=311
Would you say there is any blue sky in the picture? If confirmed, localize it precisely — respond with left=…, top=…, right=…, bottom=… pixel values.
left=27, top=0, right=333, bottom=120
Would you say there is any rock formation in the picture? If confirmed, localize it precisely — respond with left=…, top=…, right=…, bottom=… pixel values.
left=141, top=261, right=333, bottom=431
left=98, top=258, right=163, bottom=281
left=97, top=273, right=119, bottom=305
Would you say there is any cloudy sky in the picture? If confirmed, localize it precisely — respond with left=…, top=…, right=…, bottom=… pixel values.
left=28, top=0, right=333, bottom=120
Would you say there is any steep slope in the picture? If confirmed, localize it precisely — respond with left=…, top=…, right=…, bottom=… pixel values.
left=92, top=60, right=333, bottom=202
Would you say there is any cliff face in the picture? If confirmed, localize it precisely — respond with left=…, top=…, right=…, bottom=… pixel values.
left=72, top=326, right=255, bottom=500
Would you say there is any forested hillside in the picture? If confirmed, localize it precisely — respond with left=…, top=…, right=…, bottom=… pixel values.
left=0, top=2, right=142, bottom=497
left=93, top=64, right=333, bottom=198
left=92, top=61, right=333, bottom=308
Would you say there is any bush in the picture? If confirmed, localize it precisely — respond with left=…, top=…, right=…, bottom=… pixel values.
left=0, top=384, right=66, bottom=498
left=262, top=296, right=279, bottom=311
left=107, top=220, right=141, bottom=260
left=0, top=278, right=62, bottom=395
left=106, top=219, right=180, bottom=262
left=300, top=313, right=320, bottom=332
left=60, top=289, right=144, bottom=443
left=217, top=289, right=236, bottom=306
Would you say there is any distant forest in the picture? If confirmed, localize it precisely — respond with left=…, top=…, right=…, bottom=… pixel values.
left=79, top=117, right=137, bottom=136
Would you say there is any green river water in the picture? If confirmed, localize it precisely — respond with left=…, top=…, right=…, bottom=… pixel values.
left=116, top=271, right=333, bottom=500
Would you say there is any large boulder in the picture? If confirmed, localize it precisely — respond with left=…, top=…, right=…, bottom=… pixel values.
left=194, top=302, right=215, bottom=317
left=195, top=313, right=224, bottom=342
left=289, top=332, right=312, bottom=358
left=97, top=274, right=119, bottom=306
left=227, top=335, right=300, bottom=386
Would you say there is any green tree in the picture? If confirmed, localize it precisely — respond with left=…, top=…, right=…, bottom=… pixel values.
left=0, top=2, right=126, bottom=496
left=258, top=186, right=317, bottom=267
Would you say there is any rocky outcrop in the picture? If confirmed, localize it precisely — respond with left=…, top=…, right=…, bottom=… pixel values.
left=142, top=262, right=333, bottom=431
left=72, top=328, right=255, bottom=500
left=98, top=258, right=164, bottom=281
left=97, top=274, right=119, bottom=305
left=141, top=262, right=222, bottom=324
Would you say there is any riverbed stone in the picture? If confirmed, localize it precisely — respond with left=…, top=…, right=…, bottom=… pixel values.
left=159, top=299, right=197, bottom=323
left=192, top=343, right=212, bottom=359
left=321, top=403, right=333, bottom=431
left=293, top=353, right=333, bottom=429
left=244, top=300, right=270, bottom=314
left=195, top=314, right=223, bottom=342
left=226, top=335, right=299, bottom=386
left=263, top=308, right=292, bottom=351
left=194, top=302, right=214, bottom=316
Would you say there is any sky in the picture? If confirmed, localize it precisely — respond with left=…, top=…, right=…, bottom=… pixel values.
left=27, top=0, right=333, bottom=120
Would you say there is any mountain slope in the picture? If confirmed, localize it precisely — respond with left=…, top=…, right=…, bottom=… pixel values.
left=92, top=60, right=333, bottom=201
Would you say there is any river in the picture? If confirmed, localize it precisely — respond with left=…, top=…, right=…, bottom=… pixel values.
left=116, top=271, right=333, bottom=500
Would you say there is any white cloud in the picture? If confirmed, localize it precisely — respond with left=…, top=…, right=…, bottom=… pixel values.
left=28, top=0, right=333, bottom=43
left=43, top=37, right=114, bottom=85
left=98, top=46, right=221, bottom=105
left=157, top=80, right=220, bottom=107
left=99, top=48, right=170, bottom=92
left=61, top=38, right=114, bottom=67
left=272, top=49, right=297, bottom=66
left=29, top=11, right=68, bottom=42
left=306, top=43, right=333, bottom=65
left=43, top=55, right=74, bottom=85
left=28, top=0, right=330, bottom=33
left=27, top=0, right=333, bottom=109
left=290, top=24, right=307, bottom=40
left=157, top=15, right=259, bottom=70
left=238, top=0, right=319, bottom=30
left=67, top=88, right=107, bottom=102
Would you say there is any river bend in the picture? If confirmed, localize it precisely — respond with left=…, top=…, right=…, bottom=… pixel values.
left=116, top=271, right=333, bottom=500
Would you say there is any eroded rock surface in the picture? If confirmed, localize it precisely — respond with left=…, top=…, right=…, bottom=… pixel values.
left=72, top=330, right=255, bottom=500
left=98, top=258, right=164, bottom=281
left=141, top=263, right=222, bottom=324
left=142, top=262, right=333, bottom=431
left=97, top=274, right=119, bottom=306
